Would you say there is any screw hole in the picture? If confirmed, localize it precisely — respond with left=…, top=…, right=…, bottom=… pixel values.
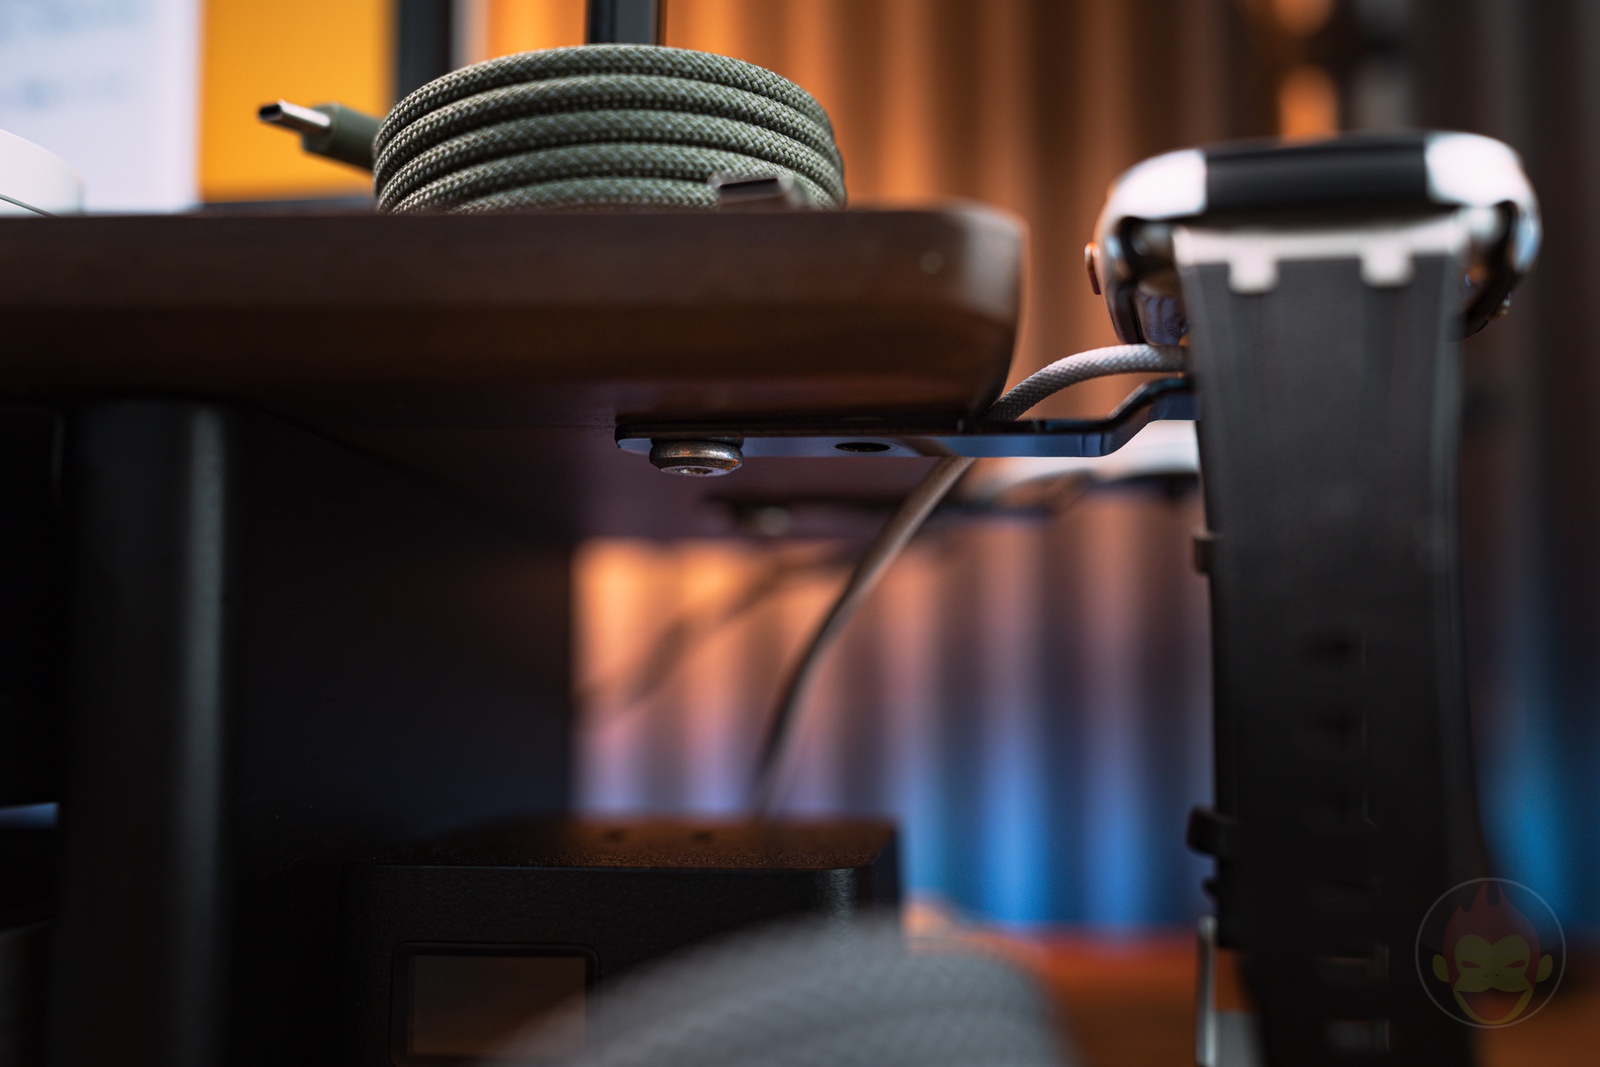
left=835, top=441, right=891, bottom=453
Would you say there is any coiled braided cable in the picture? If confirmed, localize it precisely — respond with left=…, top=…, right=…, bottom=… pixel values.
left=749, top=344, right=1187, bottom=812
left=374, top=45, right=844, bottom=213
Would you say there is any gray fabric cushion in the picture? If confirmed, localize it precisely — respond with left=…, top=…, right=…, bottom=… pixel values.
left=538, top=919, right=1073, bottom=1067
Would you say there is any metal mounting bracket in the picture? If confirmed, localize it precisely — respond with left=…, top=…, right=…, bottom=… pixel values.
left=617, top=377, right=1194, bottom=474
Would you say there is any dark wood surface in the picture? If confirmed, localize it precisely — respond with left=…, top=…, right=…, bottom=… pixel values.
left=0, top=206, right=1018, bottom=417
left=988, top=934, right=1600, bottom=1067
left=0, top=206, right=1020, bottom=535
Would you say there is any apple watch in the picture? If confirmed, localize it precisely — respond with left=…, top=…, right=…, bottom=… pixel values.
left=1090, top=132, right=1539, bottom=1067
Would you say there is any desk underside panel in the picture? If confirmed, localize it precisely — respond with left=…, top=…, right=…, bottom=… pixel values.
left=0, top=206, right=1020, bottom=537
left=0, top=206, right=1018, bottom=422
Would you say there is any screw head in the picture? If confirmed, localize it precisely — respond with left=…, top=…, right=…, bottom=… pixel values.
left=649, top=439, right=743, bottom=476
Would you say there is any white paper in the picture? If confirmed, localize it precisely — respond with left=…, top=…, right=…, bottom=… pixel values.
left=0, top=0, right=200, bottom=212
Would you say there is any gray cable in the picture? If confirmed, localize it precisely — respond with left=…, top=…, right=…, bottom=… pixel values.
left=981, top=343, right=1187, bottom=421
left=258, top=100, right=383, bottom=170
left=379, top=108, right=843, bottom=211
left=749, top=344, right=1185, bottom=811
left=392, top=142, right=836, bottom=214
left=374, top=45, right=844, bottom=213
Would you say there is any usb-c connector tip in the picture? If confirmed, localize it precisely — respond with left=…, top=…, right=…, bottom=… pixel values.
left=257, top=100, right=334, bottom=136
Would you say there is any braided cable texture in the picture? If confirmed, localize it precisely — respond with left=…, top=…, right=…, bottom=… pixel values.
left=376, top=45, right=844, bottom=214
left=750, top=344, right=1187, bottom=810
left=551, top=919, right=1070, bottom=1067
left=984, top=344, right=1186, bottom=421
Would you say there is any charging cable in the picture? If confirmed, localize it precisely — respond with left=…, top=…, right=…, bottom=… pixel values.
left=748, top=343, right=1187, bottom=812
left=262, top=46, right=844, bottom=214
left=258, top=101, right=383, bottom=170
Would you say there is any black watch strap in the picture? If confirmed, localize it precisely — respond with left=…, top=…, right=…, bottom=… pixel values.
left=1178, top=217, right=1487, bottom=1066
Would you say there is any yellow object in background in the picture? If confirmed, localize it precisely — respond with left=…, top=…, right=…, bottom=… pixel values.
left=489, top=0, right=586, bottom=54
left=198, top=0, right=391, bottom=202
left=198, top=0, right=591, bottom=202
left=461, top=0, right=586, bottom=63
left=1277, top=64, right=1340, bottom=140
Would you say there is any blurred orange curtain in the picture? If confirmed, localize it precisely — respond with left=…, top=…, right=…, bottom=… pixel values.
left=572, top=0, right=1246, bottom=926
left=474, top=0, right=1234, bottom=386
left=656, top=0, right=1239, bottom=397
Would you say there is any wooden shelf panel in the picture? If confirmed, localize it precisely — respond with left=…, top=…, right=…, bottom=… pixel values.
left=0, top=205, right=1021, bottom=535
left=0, top=205, right=1019, bottom=424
